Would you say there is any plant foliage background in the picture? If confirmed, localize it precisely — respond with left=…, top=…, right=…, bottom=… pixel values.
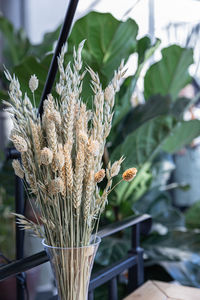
left=0, top=10, right=200, bottom=297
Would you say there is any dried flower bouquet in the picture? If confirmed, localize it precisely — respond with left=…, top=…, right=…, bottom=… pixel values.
left=4, top=40, right=138, bottom=300
left=5, top=41, right=137, bottom=248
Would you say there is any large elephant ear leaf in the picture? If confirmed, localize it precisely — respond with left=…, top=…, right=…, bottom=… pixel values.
left=136, top=36, right=161, bottom=75
left=68, top=11, right=138, bottom=85
left=144, top=45, right=193, bottom=101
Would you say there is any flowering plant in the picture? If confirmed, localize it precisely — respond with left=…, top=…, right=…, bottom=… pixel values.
left=4, top=41, right=137, bottom=248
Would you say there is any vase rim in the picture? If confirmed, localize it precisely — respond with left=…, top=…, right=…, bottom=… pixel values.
left=42, top=235, right=101, bottom=250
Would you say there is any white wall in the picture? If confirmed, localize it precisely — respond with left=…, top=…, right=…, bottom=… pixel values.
left=2, top=0, right=200, bottom=48
left=25, top=0, right=150, bottom=44
left=25, top=0, right=70, bottom=44
left=154, top=0, right=200, bottom=46
left=0, top=0, right=22, bottom=29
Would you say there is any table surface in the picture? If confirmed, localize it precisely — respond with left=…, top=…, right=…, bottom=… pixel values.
left=123, top=280, right=200, bottom=300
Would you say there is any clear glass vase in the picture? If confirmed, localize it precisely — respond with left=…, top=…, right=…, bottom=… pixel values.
left=42, top=236, right=101, bottom=300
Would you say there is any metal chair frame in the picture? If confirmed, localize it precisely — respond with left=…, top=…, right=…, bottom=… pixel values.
left=0, top=211, right=152, bottom=300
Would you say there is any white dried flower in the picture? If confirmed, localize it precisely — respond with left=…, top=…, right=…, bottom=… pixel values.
left=29, top=75, right=39, bottom=93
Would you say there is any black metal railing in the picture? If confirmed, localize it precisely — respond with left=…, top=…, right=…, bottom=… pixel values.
left=89, top=214, right=152, bottom=300
left=0, top=214, right=152, bottom=299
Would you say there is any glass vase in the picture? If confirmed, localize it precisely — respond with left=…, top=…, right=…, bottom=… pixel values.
left=42, top=236, right=101, bottom=300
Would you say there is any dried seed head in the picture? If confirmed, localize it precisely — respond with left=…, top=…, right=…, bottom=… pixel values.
left=30, top=119, right=41, bottom=164
left=40, top=216, right=47, bottom=225
left=111, top=164, right=120, bottom=178
left=45, top=118, right=57, bottom=153
left=48, top=220, right=55, bottom=230
left=111, top=156, right=125, bottom=177
left=79, top=131, right=88, bottom=144
left=43, top=94, right=54, bottom=114
left=49, top=177, right=64, bottom=195
left=122, top=168, right=137, bottom=182
left=25, top=174, right=37, bottom=194
left=58, top=143, right=63, bottom=152
left=88, top=139, right=99, bottom=157
left=48, top=110, right=61, bottom=126
left=63, top=142, right=73, bottom=194
left=54, top=150, right=65, bottom=170
left=95, top=169, right=105, bottom=183
left=29, top=74, right=39, bottom=93
left=10, top=129, right=19, bottom=139
left=104, top=84, right=115, bottom=102
left=40, top=147, right=53, bottom=165
left=56, top=83, right=63, bottom=95
left=54, top=110, right=62, bottom=126
left=11, top=135, right=27, bottom=152
left=12, top=159, right=24, bottom=179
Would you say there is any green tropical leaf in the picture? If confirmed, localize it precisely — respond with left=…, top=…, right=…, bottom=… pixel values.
left=144, top=45, right=193, bottom=101
left=162, top=120, right=200, bottom=153
left=136, top=37, right=161, bottom=76
left=111, top=115, right=200, bottom=202
left=111, top=116, right=176, bottom=202
left=134, top=187, right=185, bottom=229
left=171, top=97, right=191, bottom=119
left=68, top=11, right=138, bottom=85
left=11, top=12, right=139, bottom=108
left=112, top=95, right=171, bottom=147
left=111, top=116, right=175, bottom=169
